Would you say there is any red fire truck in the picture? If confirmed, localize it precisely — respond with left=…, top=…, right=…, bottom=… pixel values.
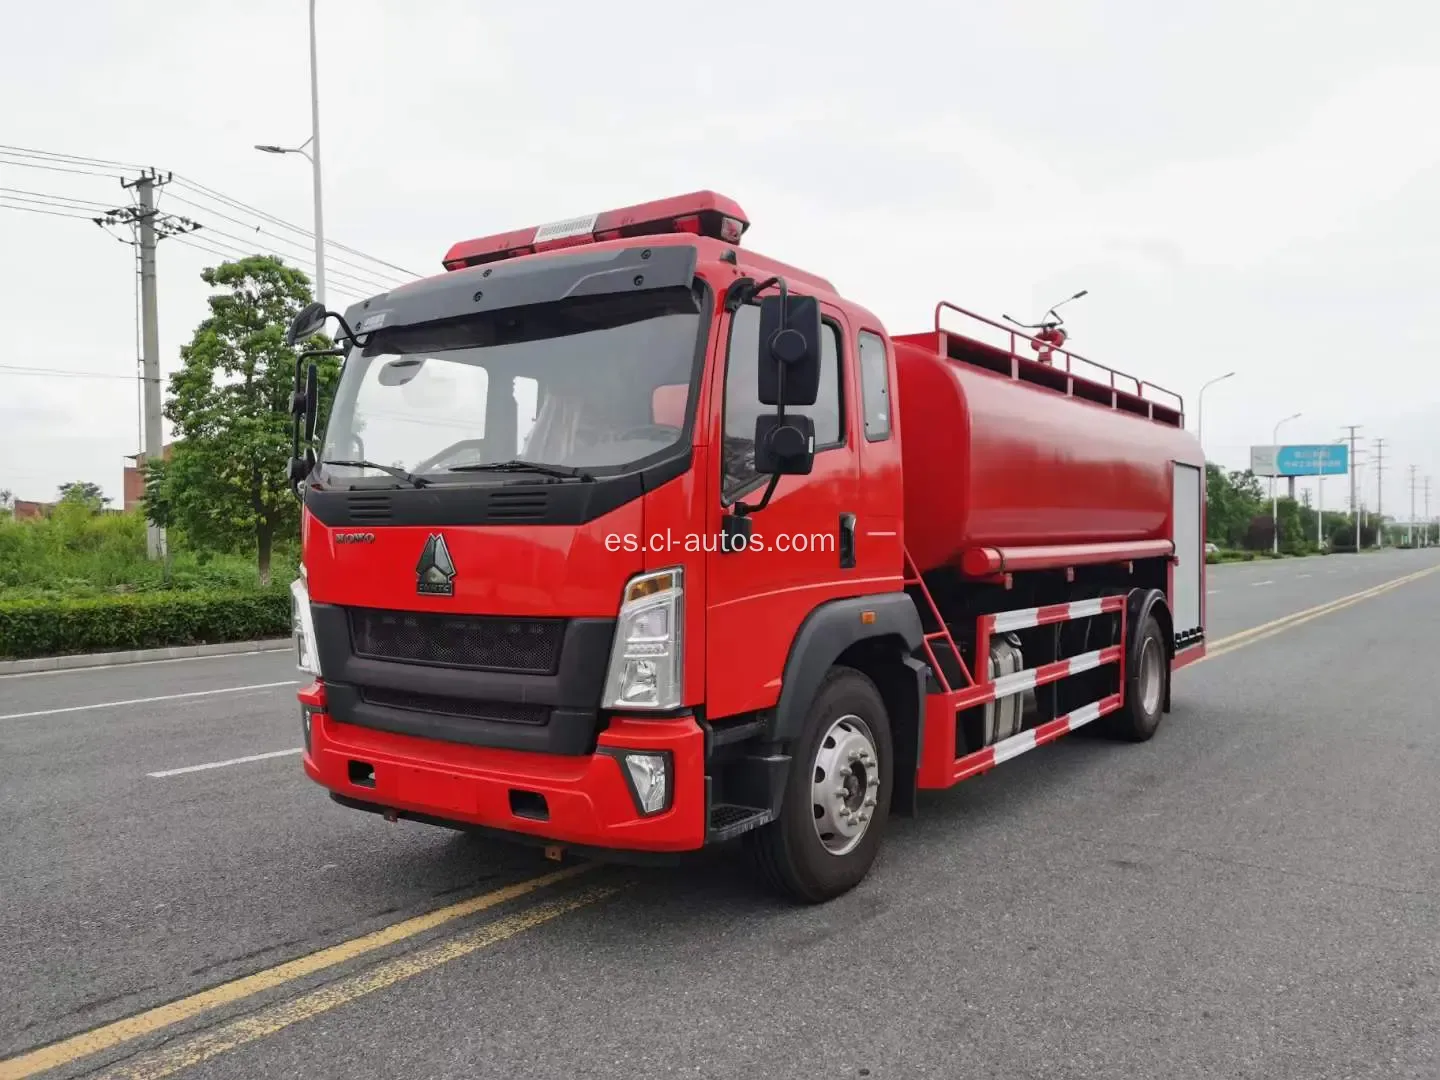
left=284, top=191, right=1206, bottom=902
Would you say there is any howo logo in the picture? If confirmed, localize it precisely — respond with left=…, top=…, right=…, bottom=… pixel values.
left=416, top=534, right=456, bottom=596
left=334, top=532, right=375, bottom=544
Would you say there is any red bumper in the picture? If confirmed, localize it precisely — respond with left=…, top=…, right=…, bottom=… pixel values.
left=297, top=683, right=707, bottom=852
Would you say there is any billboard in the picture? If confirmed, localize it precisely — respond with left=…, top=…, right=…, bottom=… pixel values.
left=1249, top=443, right=1349, bottom=477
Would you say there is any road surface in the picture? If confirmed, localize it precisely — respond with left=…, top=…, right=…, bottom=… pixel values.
left=2, top=548, right=1438, bottom=1079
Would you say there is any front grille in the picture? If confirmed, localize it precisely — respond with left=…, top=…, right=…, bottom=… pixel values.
left=347, top=608, right=565, bottom=674
left=360, top=687, right=549, bottom=725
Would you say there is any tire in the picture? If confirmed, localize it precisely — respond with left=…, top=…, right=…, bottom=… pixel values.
left=745, top=666, right=894, bottom=903
left=1109, top=611, right=1167, bottom=742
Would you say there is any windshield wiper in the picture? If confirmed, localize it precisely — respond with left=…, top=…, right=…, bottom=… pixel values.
left=447, top=459, right=595, bottom=482
left=320, top=459, right=431, bottom=488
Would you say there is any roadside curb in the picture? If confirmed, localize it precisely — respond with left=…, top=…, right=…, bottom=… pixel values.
left=0, top=638, right=290, bottom=676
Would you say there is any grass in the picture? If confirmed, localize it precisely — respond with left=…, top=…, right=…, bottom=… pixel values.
left=0, top=507, right=295, bottom=601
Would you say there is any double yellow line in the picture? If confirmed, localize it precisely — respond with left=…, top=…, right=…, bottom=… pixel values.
left=0, top=865, right=617, bottom=1080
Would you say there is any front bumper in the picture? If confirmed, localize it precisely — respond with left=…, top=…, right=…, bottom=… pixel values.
left=298, top=682, right=706, bottom=853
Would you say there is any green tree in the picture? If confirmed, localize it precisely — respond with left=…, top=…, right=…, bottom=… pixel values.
left=1205, top=464, right=1267, bottom=548
left=57, top=481, right=109, bottom=512
left=162, top=255, right=340, bottom=585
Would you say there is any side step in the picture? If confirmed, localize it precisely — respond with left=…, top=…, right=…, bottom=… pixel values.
left=707, top=803, right=773, bottom=843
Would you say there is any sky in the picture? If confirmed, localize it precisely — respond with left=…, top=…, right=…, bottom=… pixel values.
left=2, top=0, right=1438, bottom=521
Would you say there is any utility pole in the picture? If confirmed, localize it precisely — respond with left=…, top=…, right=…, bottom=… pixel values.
left=1342, top=425, right=1363, bottom=550
left=1425, top=476, right=1432, bottom=547
left=1409, top=465, right=1418, bottom=547
left=97, top=170, right=200, bottom=559
left=1373, top=437, right=1386, bottom=548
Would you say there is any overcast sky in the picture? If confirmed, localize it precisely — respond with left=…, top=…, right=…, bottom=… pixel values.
left=3, top=0, right=1438, bottom=520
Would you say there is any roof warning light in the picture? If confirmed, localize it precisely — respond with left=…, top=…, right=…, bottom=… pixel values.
left=441, top=191, right=749, bottom=271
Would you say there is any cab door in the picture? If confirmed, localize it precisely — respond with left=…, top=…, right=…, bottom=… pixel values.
left=704, top=299, right=862, bottom=721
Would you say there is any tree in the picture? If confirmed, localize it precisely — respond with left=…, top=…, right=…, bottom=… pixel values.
left=1205, top=464, right=1267, bottom=549
left=56, top=481, right=109, bottom=512
left=162, top=255, right=340, bottom=585
left=0, top=488, right=12, bottom=515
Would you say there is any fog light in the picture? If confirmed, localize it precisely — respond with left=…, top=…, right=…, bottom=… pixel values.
left=622, top=752, right=669, bottom=815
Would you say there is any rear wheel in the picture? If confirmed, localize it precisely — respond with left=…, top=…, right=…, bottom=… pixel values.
left=1109, top=612, right=1167, bottom=741
left=746, top=666, right=893, bottom=903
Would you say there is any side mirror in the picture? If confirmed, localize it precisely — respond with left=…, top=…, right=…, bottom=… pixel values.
left=757, top=293, right=821, bottom=407
left=753, top=413, right=815, bottom=476
left=287, top=447, right=315, bottom=486
left=302, top=363, right=319, bottom=442
left=286, top=301, right=328, bottom=346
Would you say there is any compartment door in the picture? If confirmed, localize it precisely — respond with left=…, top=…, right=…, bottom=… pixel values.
left=1171, top=461, right=1203, bottom=636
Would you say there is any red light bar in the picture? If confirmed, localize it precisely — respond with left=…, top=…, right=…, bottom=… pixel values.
left=441, top=190, right=750, bottom=271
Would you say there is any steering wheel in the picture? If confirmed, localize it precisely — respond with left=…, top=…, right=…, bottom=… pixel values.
left=413, top=439, right=490, bottom=474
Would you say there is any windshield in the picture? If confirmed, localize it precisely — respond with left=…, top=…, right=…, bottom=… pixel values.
left=319, top=286, right=704, bottom=481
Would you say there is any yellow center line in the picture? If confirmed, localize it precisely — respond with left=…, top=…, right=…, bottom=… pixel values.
left=1189, top=563, right=1440, bottom=664
left=90, top=883, right=624, bottom=1080
left=0, top=864, right=593, bottom=1080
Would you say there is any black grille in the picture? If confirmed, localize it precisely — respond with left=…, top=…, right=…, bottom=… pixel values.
left=346, top=493, right=393, bottom=521
left=360, top=687, right=549, bottom=725
left=347, top=608, right=565, bottom=674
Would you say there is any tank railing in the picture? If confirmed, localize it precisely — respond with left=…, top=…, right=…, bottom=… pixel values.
left=933, top=301, right=1186, bottom=419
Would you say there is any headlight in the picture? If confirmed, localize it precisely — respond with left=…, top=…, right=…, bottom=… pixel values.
left=601, top=567, right=683, bottom=710
left=291, top=577, right=321, bottom=676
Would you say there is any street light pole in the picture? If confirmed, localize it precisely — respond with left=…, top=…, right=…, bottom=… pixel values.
left=307, top=0, right=325, bottom=306
left=1195, top=371, right=1235, bottom=458
left=1271, top=412, right=1301, bottom=554
left=254, top=0, right=325, bottom=305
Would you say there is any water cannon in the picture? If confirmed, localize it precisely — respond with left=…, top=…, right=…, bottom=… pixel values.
left=441, top=191, right=751, bottom=272
left=1003, top=289, right=1087, bottom=364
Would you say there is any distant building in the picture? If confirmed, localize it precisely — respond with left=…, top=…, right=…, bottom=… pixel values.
left=123, top=442, right=177, bottom=512
left=12, top=499, right=55, bottom=520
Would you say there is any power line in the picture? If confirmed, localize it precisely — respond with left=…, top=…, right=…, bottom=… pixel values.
left=0, top=143, right=144, bottom=170
left=165, top=193, right=405, bottom=289
left=167, top=230, right=387, bottom=300
left=170, top=174, right=419, bottom=278
left=0, top=201, right=98, bottom=222
left=0, top=186, right=113, bottom=210
left=0, top=363, right=136, bottom=381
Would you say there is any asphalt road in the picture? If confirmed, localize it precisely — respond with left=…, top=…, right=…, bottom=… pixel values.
left=2, top=547, right=1438, bottom=1079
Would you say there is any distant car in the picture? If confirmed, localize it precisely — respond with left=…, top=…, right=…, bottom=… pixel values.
left=1205, top=542, right=1219, bottom=555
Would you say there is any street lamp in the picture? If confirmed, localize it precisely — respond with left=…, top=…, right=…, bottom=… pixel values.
left=1195, top=370, right=1235, bottom=459
left=1271, top=411, right=1301, bottom=553
left=254, top=0, right=325, bottom=305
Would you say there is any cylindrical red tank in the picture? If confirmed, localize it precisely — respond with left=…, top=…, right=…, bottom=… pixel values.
left=892, top=335, right=1204, bottom=577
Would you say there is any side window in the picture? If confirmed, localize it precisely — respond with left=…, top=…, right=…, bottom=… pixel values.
left=857, top=331, right=892, bottom=441
left=721, top=304, right=843, bottom=496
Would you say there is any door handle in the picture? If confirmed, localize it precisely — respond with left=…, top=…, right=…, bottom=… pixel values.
left=839, top=513, right=856, bottom=569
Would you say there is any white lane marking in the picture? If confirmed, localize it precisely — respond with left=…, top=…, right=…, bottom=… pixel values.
left=0, top=646, right=289, bottom=680
left=149, top=747, right=302, bottom=778
left=0, top=681, right=299, bottom=721
left=1251, top=580, right=1274, bottom=588
left=1207, top=589, right=1220, bottom=595
left=1298, top=573, right=1311, bottom=578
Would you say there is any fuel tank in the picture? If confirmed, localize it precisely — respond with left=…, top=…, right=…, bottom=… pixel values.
left=891, top=333, right=1204, bottom=576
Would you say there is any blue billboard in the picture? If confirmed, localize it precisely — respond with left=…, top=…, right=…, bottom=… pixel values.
left=1250, top=443, right=1349, bottom=477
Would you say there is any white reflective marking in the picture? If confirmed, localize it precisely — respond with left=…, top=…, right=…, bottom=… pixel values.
left=149, top=748, right=302, bottom=778
left=991, top=607, right=1041, bottom=633
left=1066, top=597, right=1107, bottom=619
left=991, top=728, right=1037, bottom=765
left=1064, top=699, right=1105, bottom=730
left=991, top=666, right=1039, bottom=699
left=0, top=681, right=298, bottom=721
left=1252, top=580, right=1274, bottom=588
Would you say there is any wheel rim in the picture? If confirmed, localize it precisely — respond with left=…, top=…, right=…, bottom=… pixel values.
left=1138, top=635, right=1163, bottom=715
left=810, top=713, right=880, bottom=857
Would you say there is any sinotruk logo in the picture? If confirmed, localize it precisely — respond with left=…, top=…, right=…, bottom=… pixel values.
left=416, top=534, right=456, bottom=596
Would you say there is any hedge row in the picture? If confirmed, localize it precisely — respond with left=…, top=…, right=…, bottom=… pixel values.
left=0, top=589, right=291, bottom=660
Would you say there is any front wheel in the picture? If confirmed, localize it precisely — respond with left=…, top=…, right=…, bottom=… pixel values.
left=746, top=666, right=894, bottom=903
